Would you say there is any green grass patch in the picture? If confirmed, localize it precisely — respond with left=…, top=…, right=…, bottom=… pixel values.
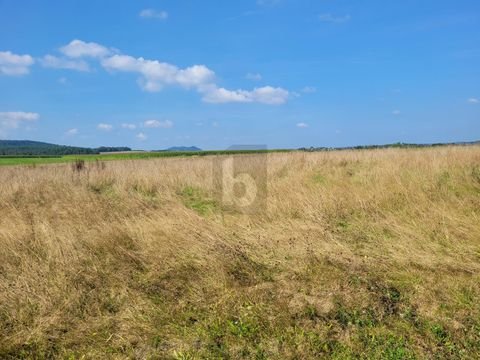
left=312, top=172, right=327, bottom=185
left=0, top=149, right=295, bottom=167
left=179, top=186, right=218, bottom=215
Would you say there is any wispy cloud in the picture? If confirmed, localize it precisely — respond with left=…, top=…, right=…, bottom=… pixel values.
left=296, top=122, right=309, bottom=128
left=392, top=110, right=401, bottom=115
left=121, top=123, right=137, bottom=130
left=0, top=51, right=34, bottom=76
left=97, top=123, right=113, bottom=131
left=144, top=119, right=173, bottom=128
left=226, top=10, right=259, bottom=21
left=139, top=9, right=168, bottom=20
left=40, top=55, right=90, bottom=72
left=318, top=13, right=351, bottom=24
left=301, top=86, right=317, bottom=94
left=0, top=112, right=39, bottom=134
left=65, top=128, right=78, bottom=136
left=467, top=98, right=479, bottom=104
left=257, top=0, right=281, bottom=6
left=136, top=132, right=147, bottom=141
left=246, top=72, right=262, bottom=81
left=202, top=85, right=289, bottom=105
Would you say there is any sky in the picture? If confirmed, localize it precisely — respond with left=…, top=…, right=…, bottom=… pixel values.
left=0, top=0, right=479, bottom=150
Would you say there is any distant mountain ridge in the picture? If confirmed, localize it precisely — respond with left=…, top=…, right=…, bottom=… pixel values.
left=0, top=140, right=130, bottom=156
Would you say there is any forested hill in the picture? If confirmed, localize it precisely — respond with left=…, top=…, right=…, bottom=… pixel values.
left=0, top=140, right=130, bottom=156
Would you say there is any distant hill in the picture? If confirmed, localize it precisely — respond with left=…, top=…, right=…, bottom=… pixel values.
left=0, top=140, right=131, bottom=156
left=164, top=146, right=202, bottom=152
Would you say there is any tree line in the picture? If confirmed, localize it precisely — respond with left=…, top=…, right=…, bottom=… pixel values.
left=0, top=140, right=131, bottom=156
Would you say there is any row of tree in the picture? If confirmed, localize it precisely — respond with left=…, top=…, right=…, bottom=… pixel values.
left=299, top=141, right=480, bottom=152
left=0, top=140, right=131, bottom=156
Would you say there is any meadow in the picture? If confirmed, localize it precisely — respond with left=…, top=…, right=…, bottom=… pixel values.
left=0, top=146, right=479, bottom=359
left=0, top=150, right=288, bottom=167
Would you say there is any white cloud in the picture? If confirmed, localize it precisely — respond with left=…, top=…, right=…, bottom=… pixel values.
left=0, top=111, right=39, bottom=130
left=318, top=13, right=351, bottom=23
left=144, top=119, right=173, bottom=128
left=296, top=122, right=309, bottom=128
left=136, top=132, right=147, bottom=141
left=0, top=51, right=34, bottom=76
left=251, top=86, right=290, bottom=104
left=257, top=0, right=281, bottom=6
left=201, top=86, right=251, bottom=103
left=392, top=110, right=401, bottom=115
left=65, top=128, right=78, bottom=136
left=246, top=72, right=262, bottom=81
left=302, top=86, right=317, bottom=93
left=202, top=85, right=289, bottom=105
left=467, top=98, right=479, bottom=104
left=139, top=9, right=168, bottom=20
left=60, top=39, right=112, bottom=58
left=40, top=55, right=90, bottom=72
left=102, top=54, right=215, bottom=92
left=97, top=123, right=113, bottom=131
left=176, top=65, right=216, bottom=88
left=121, top=123, right=137, bottom=130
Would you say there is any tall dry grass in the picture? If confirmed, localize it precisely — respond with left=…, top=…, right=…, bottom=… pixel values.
left=0, top=147, right=479, bottom=359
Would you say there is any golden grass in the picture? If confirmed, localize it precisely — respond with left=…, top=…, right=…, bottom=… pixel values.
left=0, top=146, right=480, bottom=359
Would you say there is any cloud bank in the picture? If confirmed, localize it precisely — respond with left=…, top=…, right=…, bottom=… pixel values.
left=2, top=39, right=290, bottom=105
left=52, top=39, right=290, bottom=105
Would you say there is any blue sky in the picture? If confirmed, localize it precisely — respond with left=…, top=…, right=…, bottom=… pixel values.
left=0, top=0, right=479, bottom=150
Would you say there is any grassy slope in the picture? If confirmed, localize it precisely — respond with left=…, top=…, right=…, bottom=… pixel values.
left=0, top=147, right=479, bottom=359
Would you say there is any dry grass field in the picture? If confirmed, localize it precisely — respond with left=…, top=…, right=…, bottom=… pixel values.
left=0, top=146, right=479, bottom=359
